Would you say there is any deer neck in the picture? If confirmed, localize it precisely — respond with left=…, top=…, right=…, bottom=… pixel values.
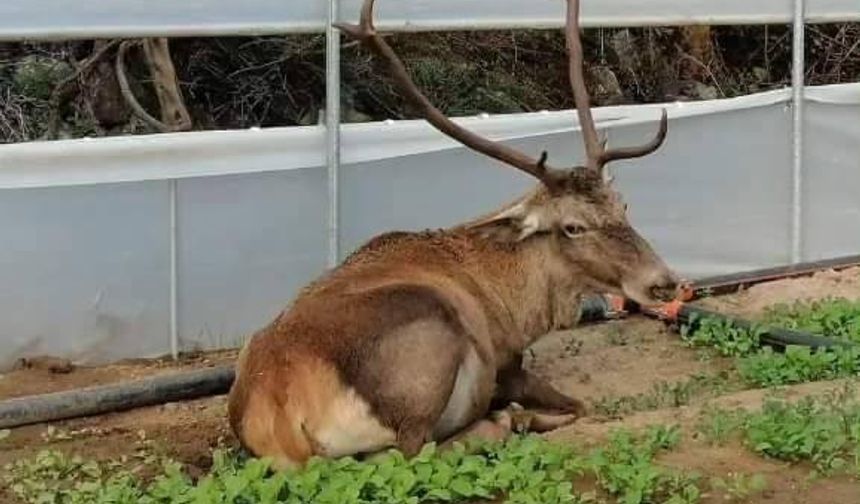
left=460, top=235, right=585, bottom=354
left=513, top=239, right=584, bottom=341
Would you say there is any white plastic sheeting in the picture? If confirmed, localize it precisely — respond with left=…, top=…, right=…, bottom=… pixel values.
left=2, top=0, right=860, bottom=40
left=0, top=83, right=859, bottom=368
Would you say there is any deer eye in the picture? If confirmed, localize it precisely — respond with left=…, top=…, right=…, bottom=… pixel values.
left=562, top=224, right=586, bottom=238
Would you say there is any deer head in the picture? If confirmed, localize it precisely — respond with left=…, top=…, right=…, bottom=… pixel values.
left=336, top=0, right=680, bottom=307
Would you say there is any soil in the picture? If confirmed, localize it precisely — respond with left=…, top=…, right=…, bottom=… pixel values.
left=3, top=268, right=860, bottom=503
left=695, top=267, right=860, bottom=319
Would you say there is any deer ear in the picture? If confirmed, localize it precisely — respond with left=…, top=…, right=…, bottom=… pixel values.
left=466, top=205, right=543, bottom=243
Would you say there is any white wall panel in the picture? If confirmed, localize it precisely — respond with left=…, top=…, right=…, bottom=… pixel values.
left=801, top=86, right=860, bottom=261
left=176, top=168, right=328, bottom=351
left=0, top=182, right=170, bottom=368
left=0, top=84, right=858, bottom=367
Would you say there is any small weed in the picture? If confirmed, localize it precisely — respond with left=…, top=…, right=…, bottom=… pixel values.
left=606, top=328, right=630, bottom=346
left=710, top=472, right=767, bottom=502
left=563, top=337, right=584, bottom=358
left=695, top=405, right=745, bottom=446
left=592, top=373, right=735, bottom=418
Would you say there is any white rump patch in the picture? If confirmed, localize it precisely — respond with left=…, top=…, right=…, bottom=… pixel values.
left=313, top=387, right=397, bottom=458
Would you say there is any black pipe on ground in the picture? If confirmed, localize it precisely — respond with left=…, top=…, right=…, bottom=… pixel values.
left=581, top=295, right=852, bottom=352
left=673, top=304, right=853, bottom=352
left=0, top=365, right=235, bottom=429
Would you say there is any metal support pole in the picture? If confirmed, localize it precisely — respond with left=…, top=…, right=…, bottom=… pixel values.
left=325, top=0, right=341, bottom=267
left=168, top=178, right=179, bottom=360
left=790, top=0, right=806, bottom=263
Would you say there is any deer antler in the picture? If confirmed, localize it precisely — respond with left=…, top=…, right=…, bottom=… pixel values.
left=334, top=0, right=567, bottom=188
left=336, top=0, right=667, bottom=186
left=565, top=0, right=667, bottom=175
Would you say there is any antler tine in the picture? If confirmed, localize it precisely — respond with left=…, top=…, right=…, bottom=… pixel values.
left=565, top=0, right=668, bottom=174
left=598, top=109, right=668, bottom=165
left=335, top=0, right=564, bottom=187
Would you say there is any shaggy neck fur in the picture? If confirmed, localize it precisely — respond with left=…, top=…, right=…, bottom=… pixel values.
left=455, top=230, right=586, bottom=352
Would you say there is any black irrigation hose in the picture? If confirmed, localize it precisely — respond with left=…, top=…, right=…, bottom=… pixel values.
left=578, top=293, right=851, bottom=353
left=0, top=365, right=235, bottom=429
left=675, top=305, right=854, bottom=352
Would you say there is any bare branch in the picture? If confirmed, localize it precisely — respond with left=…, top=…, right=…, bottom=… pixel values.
left=142, top=38, right=192, bottom=131
left=116, top=41, right=173, bottom=133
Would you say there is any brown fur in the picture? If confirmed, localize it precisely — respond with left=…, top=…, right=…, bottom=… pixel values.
left=229, top=170, right=680, bottom=468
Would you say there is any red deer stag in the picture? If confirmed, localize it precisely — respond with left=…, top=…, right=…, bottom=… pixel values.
left=228, top=0, right=680, bottom=470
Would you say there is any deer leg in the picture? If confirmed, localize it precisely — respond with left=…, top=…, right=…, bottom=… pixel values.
left=439, top=402, right=580, bottom=450
left=493, top=355, right=587, bottom=418
left=439, top=406, right=518, bottom=449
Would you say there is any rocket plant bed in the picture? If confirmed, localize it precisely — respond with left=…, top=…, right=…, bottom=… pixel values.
left=680, top=297, right=860, bottom=388
left=4, top=426, right=704, bottom=504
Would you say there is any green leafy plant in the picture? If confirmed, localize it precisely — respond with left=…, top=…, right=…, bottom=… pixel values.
left=680, top=303, right=860, bottom=388
left=763, top=297, right=860, bottom=343
left=738, top=345, right=860, bottom=387
left=4, top=436, right=589, bottom=504
left=586, top=425, right=700, bottom=504
left=695, top=386, right=860, bottom=477
left=4, top=425, right=705, bottom=504
left=742, top=387, right=860, bottom=474
left=680, top=314, right=763, bottom=358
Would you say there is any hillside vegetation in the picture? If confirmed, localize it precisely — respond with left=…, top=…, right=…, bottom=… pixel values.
left=0, top=24, right=858, bottom=143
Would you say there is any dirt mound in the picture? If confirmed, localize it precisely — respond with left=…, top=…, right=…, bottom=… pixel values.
left=696, top=267, right=860, bottom=319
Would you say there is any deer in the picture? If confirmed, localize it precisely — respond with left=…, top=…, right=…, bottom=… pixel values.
left=227, top=0, right=681, bottom=470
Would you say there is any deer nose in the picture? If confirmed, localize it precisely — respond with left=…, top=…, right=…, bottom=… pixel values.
left=648, top=276, right=681, bottom=302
